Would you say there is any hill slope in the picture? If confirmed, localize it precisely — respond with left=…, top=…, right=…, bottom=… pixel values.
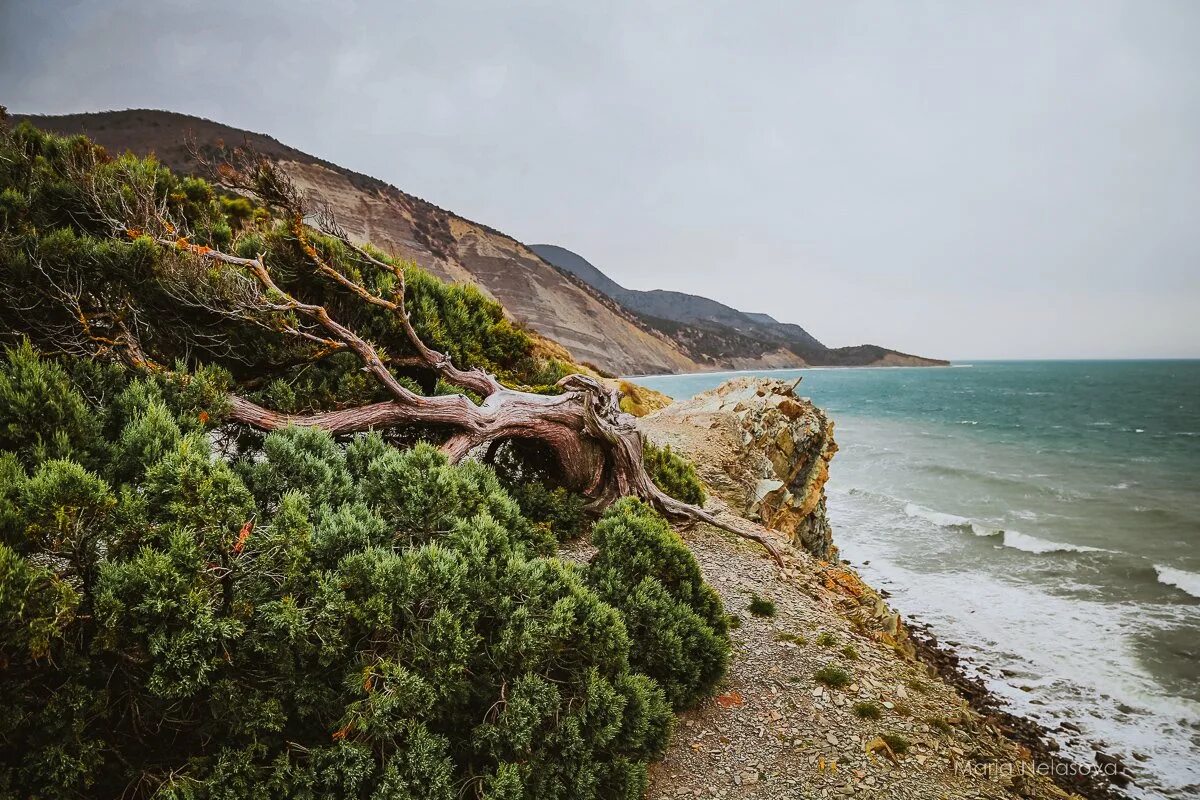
left=532, top=244, right=947, bottom=368
left=19, top=109, right=700, bottom=376
left=20, top=109, right=945, bottom=373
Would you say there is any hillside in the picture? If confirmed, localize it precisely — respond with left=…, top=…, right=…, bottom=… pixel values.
left=19, top=109, right=946, bottom=373
left=531, top=244, right=948, bottom=369
left=17, top=110, right=698, bottom=376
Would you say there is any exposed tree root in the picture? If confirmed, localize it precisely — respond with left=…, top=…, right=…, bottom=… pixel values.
left=85, top=149, right=786, bottom=566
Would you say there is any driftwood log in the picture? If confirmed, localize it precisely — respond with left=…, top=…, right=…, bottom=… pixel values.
left=84, top=149, right=784, bottom=565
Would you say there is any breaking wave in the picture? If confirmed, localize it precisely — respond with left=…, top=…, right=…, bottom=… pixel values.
left=1154, top=565, right=1200, bottom=599
left=903, top=503, right=1110, bottom=554
left=998, top=530, right=1111, bottom=554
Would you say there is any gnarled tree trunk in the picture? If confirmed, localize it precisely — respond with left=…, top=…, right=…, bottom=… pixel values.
left=90, top=151, right=785, bottom=565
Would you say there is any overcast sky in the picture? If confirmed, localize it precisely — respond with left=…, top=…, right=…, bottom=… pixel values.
left=2, top=1, right=1198, bottom=358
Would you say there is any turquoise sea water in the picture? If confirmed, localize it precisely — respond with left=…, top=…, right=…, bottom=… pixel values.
left=636, top=361, right=1200, bottom=799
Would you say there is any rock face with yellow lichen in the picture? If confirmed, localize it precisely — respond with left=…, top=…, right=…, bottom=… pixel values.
left=638, top=377, right=839, bottom=559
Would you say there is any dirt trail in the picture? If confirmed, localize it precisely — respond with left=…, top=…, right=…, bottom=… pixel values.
left=644, top=517, right=1074, bottom=800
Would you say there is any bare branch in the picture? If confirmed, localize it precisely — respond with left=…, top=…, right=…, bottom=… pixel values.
left=69, top=144, right=786, bottom=567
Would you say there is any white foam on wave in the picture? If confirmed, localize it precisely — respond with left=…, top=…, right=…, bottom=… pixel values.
left=903, top=502, right=970, bottom=528
left=831, top=495, right=1200, bottom=797
left=970, top=522, right=998, bottom=537
left=903, top=503, right=1109, bottom=554
left=1154, top=565, right=1200, bottom=599
left=1000, top=530, right=1110, bottom=554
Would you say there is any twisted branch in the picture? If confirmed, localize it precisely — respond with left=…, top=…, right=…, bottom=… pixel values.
left=84, top=150, right=787, bottom=566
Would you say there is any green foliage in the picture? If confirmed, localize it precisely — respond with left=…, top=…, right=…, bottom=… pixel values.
left=853, top=700, right=882, bottom=719
left=815, top=630, right=838, bottom=647
left=840, top=644, right=859, bottom=660
left=240, top=424, right=354, bottom=509
left=642, top=441, right=706, bottom=505
left=0, top=118, right=735, bottom=800
left=881, top=733, right=910, bottom=755
left=504, top=480, right=590, bottom=541
left=489, top=439, right=590, bottom=541
left=587, top=498, right=729, bottom=709
left=0, top=339, right=101, bottom=467
left=0, top=542, right=80, bottom=660
left=747, top=593, right=776, bottom=617
left=813, top=664, right=852, bottom=688
left=0, top=120, right=574, bottom=411
left=0, top=345, right=727, bottom=799
left=405, top=263, right=531, bottom=376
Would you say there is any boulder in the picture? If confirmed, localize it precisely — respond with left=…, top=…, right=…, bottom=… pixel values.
left=638, top=377, right=838, bottom=559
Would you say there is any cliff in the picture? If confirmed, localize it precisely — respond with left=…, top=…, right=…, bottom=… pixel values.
left=639, top=378, right=840, bottom=559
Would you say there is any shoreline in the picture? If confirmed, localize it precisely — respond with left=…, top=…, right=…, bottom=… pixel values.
left=625, top=362, right=959, bottom=382
left=639, top=364, right=1200, bottom=798
left=634, top=373, right=1168, bottom=799
left=902, top=616, right=1133, bottom=799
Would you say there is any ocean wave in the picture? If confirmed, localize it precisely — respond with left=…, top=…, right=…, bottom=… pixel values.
left=903, top=503, right=971, bottom=529
left=1154, top=565, right=1200, bottom=599
left=902, top=503, right=1110, bottom=554
left=832, top=548, right=1200, bottom=797
left=915, top=463, right=1084, bottom=501
left=999, top=530, right=1111, bottom=555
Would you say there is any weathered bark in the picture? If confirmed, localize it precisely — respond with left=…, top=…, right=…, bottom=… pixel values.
left=97, top=153, right=785, bottom=565
left=225, top=376, right=785, bottom=565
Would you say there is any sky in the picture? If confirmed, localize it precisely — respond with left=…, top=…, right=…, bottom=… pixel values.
left=2, top=0, right=1198, bottom=359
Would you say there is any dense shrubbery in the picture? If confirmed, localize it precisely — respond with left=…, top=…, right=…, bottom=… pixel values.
left=0, top=118, right=563, bottom=402
left=488, top=439, right=590, bottom=541
left=0, top=343, right=728, bottom=799
left=588, top=498, right=729, bottom=709
left=0, top=115, right=733, bottom=798
left=643, top=441, right=707, bottom=506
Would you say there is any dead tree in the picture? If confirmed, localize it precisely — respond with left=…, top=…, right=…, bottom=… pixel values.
left=80, top=148, right=784, bottom=565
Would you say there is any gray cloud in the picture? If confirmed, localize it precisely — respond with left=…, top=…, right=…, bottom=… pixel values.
left=3, top=0, right=1197, bottom=358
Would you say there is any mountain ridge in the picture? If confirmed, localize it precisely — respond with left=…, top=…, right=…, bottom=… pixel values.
left=531, top=244, right=945, bottom=369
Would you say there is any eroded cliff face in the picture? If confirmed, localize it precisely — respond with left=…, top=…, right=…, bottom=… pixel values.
left=638, top=377, right=839, bottom=559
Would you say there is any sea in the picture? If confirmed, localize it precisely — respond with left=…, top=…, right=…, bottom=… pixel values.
left=635, top=361, right=1200, bottom=799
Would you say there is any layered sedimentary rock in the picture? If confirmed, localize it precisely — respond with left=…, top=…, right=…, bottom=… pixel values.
left=638, top=377, right=838, bottom=559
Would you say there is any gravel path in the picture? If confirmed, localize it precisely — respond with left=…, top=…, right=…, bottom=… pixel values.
left=643, top=520, right=1073, bottom=800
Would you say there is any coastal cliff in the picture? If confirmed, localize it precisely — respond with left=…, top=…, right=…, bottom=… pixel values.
left=635, top=378, right=1118, bottom=800
left=639, top=378, right=840, bottom=559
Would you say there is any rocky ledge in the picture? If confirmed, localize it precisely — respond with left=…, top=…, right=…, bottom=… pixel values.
left=639, top=377, right=839, bottom=559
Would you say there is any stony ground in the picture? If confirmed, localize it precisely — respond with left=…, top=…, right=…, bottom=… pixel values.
left=630, top=520, right=1076, bottom=800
